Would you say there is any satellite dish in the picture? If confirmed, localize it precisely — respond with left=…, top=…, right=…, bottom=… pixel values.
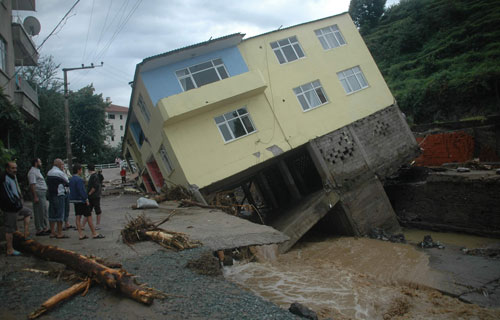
left=23, top=16, right=41, bottom=36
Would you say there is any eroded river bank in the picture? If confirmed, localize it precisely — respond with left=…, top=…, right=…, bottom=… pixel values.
left=224, top=230, right=500, bottom=319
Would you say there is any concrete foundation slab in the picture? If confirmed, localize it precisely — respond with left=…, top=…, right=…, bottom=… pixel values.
left=271, top=190, right=340, bottom=253
left=155, top=202, right=289, bottom=251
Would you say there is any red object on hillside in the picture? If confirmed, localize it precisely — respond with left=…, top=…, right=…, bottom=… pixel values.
left=414, top=131, right=474, bottom=166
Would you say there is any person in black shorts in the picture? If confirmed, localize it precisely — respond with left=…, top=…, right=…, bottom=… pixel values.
left=85, top=164, right=103, bottom=230
left=68, top=164, right=104, bottom=240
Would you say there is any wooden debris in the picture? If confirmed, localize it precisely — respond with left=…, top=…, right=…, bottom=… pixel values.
left=29, top=280, right=90, bottom=319
left=13, top=232, right=157, bottom=305
left=22, top=268, right=49, bottom=275
left=121, top=213, right=201, bottom=251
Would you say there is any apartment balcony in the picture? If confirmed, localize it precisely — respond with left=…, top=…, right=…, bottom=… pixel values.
left=14, top=75, right=40, bottom=121
left=12, top=21, right=38, bottom=66
left=12, top=0, right=36, bottom=11
left=158, top=69, right=267, bottom=124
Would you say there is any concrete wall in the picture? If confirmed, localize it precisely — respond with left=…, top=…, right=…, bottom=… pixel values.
left=386, top=171, right=500, bottom=238
left=311, top=104, right=420, bottom=235
left=0, top=1, right=15, bottom=105
left=313, top=105, right=420, bottom=191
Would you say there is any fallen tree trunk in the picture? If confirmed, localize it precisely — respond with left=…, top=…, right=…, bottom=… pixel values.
left=13, top=232, right=155, bottom=305
left=29, top=280, right=90, bottom=319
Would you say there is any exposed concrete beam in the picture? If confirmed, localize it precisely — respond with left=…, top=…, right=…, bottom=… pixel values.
left=278, top=159, right=302, bottom=201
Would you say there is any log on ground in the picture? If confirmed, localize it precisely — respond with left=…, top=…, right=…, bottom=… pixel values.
left=12, top=232, right=155, bottom=305
left=29, top=280, right=90, bottom=319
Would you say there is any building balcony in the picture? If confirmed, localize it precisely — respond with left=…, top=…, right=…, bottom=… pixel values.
left=12, top=21, right=39, bottom=66
left=14, top=75, right=40, bottom=121
left=12, top=0, right=36, bottom=11
left=158, top=69, right=267, bottom=124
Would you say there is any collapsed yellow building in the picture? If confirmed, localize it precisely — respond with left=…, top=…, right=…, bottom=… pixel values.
left=123, top=13, right=420, bottom=251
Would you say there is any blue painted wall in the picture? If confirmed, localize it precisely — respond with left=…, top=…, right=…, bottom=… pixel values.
left=141, top=46, right=249, bottom=106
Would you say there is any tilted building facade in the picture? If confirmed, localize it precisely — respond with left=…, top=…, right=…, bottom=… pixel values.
left=123, top=13, right=420, bottom=250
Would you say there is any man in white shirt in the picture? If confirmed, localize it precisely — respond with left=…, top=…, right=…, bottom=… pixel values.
left=28, top=158, right=50, bottom=236
left=46, top=159, right=70, bottom=238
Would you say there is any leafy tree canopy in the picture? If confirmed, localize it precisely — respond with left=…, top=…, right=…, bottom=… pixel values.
left=362, top=0, right=500, bottom=124
left=349, top=0, right=387, bottom=34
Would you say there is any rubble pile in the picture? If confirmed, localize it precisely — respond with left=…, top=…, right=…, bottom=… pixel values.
left=419, top=235, right=445, bottom=249
left=369, top=228, right=406, bottom=243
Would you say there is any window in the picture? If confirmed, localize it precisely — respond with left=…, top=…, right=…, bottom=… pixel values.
left=108, top=114, right=115, bottom=119
left=110, top=125, right=114, bottom=131
left=120, top=125, right=123, bottom=131
left=337, top=66, right=368, bottom=94
left=315, top=25, right=346, bottom=50
left=111, top=136, right=115, bottom=142
left=176, top=58, right=229, bottom=91
left=159, top=144, right=173, bottom=174
left=137, top=95, right=151, bottom=123
left=214, top=107, right=256, bottom=143
left=270, top=36, right=305, bottom=64
left=120, top=115, right=123, bottom=120
left=293, top=80, right=329, bottom=111
left=0, top=38, right=5, bottom=71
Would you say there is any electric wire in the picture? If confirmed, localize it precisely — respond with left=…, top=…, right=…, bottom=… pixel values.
left=82, top=0, right=96, bottom=63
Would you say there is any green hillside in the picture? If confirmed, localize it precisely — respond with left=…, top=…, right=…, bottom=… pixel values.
left=362, top=0, right=500, bottom=124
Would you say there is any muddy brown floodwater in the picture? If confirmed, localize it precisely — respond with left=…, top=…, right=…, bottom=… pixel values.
left=224, top=232, right=500, bottom=320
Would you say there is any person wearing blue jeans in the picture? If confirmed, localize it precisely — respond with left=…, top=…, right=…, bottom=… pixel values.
left=47, top=159, right=70, bottom=239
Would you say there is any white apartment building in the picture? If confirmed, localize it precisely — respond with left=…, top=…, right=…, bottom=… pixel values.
left=105, top=104, right=128, bottom=148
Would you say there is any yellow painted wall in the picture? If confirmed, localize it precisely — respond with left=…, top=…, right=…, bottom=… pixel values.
left=238, top=13, right=394, bottom=147
left=164, top=93, right=290, bottom=188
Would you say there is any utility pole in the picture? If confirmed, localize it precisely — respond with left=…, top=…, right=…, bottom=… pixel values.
left=63, top=62, right=103, bottom=170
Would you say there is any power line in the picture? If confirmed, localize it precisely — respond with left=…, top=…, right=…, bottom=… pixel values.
left=37, top=0, right=81, bottom=51
left=82, top=0, right=96, bottom=63
left=93, top=0, right=114, bottom=60
left=95, top=0, right=142, bottom=61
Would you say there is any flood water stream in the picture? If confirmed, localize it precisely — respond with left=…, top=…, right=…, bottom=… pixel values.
left=224, top=230, right=500, bottom=319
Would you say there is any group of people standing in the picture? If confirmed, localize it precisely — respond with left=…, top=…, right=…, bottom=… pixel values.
left=1, top=158, right=105, bottom=256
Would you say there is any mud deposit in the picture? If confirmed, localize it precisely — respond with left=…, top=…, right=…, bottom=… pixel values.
left=224, top=236, right=500, bottom=320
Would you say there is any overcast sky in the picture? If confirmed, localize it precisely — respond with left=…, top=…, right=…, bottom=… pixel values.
left=16, top=0, right=399, bottom=107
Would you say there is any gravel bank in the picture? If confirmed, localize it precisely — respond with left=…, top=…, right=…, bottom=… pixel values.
left=0, top=246, right=298, bottom=320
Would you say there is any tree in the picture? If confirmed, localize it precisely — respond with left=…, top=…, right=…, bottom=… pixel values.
left=363, top=0, right=500, bottom=123
left=349, top=0, right=387, bottom=34
left=19, top=56, right=111, bottom=167
left=69, top=85, right=108, bottom=165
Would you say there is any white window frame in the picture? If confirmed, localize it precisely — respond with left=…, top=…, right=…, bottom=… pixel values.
left=293, top=80, right=329, bottom=112
left=214, top=107, right=257, bottom=143
left=159, top=144, right=174, bottom=174
left=337, top=66, right=369, bottom=94
left=315, top=24, right=346, bottom=50
left=108, top=113, right=115, bottom=119
left=137, top=94, right=151, bottom=123
left=176, top=58, right=229, bottom=92
left=0, top=37, right=6, bottom=72
left=270, top=36, right=305, bottom=64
